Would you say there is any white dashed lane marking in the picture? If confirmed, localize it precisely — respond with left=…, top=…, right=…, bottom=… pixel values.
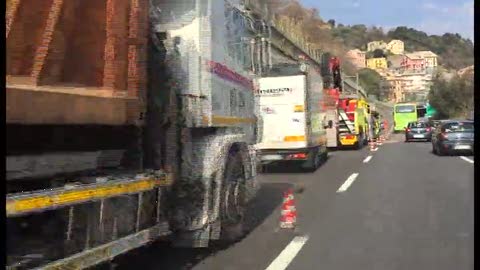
left=265, top=235, right=309, bottom=270
left=363, top=155, right=373, bottom=163
left=337, top=173, right=359, bottom=193
left=460, top=156, right=474, bottom=164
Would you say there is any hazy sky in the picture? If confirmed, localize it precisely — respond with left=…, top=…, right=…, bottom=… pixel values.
left=300, top=0, right=474, bottom=41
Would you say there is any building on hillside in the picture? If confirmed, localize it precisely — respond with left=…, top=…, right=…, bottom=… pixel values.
left=346, top=49, right=366, bottom=68
left=401, top=53, right=426, bottom=72
left=366, top=57, right=387, bottom=70
left=367, top=40, right=387, bottom=52
left=409, top=51, right=438, bottom=73
left=386, top=54, right=405, bottom=71
left=383, top=71, right=433, bottom=102
left=386, top=39, right=404, bottom=54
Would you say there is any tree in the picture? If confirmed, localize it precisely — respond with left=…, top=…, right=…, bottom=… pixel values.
left=358, top=68, right=382, bottom=97
left=328, top=19, right=336, bottom=28
left=428, top=72, right=473, bottom=119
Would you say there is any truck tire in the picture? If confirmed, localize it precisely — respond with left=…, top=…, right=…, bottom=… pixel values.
left=218, top=148, right=247, bottom=244
left=302, top=147, right=320, bottom=172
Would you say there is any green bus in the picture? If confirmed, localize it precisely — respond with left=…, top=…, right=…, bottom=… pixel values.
left=393, top=103, right=417, bottom=132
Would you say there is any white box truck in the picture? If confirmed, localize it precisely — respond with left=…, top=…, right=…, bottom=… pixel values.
left=255, top=63, right=328, bottom=171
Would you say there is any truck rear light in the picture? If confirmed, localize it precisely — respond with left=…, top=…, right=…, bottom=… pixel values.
left=345, top=135, right=355, bottom=140
left=284, top=136, right=306, bottom=142
left=294, top=105, right=305, bottom=112
left=406, top=128, right=411, bottom=132
left=288, top=153, right=307, bottom=159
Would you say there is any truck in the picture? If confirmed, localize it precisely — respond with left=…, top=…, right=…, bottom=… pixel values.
left=336, top=96, right=371, bottom=148
left=255, top=63, right=328, bottom=171
left=321, top=57, right=371, bottom=149
left=6, top=1, right=262, bottom=268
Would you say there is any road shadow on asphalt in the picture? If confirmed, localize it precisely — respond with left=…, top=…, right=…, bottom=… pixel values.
left=328, top=146, right=367, bottom=151
left=104, top=182, right=291, bottom=270
left=260, top=154, right=331, bottom=174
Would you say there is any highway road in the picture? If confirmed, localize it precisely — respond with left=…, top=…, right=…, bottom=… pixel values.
left=106, top=133, right=473, bottom=270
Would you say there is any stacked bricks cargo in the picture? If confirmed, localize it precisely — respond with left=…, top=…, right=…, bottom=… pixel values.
left=6, top=0, right=148, bottom=125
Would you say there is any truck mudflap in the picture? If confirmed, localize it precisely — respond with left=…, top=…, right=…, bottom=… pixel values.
left=338, top=134, right=359, bottom=146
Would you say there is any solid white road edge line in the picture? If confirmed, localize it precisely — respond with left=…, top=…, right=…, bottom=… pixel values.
left=363, top=156, right=373, bottom=163
left=265, top=235, right=309, bottom=270
left=460, top=156, right=474, bottom=164
left=337, top=173, right=360, bottom=193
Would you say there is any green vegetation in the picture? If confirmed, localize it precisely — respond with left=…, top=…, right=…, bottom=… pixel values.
left=372, top=49, right=386, bottom=58
left=357, top=68, right=383, bottom=98
left=427, top=71, right=473, bottom=119
left=331, top=25, right=474, bottom=70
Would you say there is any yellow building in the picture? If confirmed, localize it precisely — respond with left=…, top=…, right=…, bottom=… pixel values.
left=386, top=40, right=404, bottom=54
left=367, top=41, right=387, bottom=52
left=366, top=57, right=388, bottom=70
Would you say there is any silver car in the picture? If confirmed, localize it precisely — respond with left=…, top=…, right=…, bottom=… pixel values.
left=405, top=121, right=432, bottom=142
left=432, top=120, right=474, bottom=155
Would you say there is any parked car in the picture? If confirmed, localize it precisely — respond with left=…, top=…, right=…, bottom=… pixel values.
left=405, top=121, right=432, bottom=142
left=432, top=120, right=474, bottom=156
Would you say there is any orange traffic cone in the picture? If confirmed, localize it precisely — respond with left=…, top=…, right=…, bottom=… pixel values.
left=279, top=189, right=297, bottom=229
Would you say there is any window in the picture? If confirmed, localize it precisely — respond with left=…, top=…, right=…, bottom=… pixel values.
left=408, top=122, right=428, bottom=128
left=395, top=105, right=415, bottom=113
left=442, top=122, right=474, bottom=133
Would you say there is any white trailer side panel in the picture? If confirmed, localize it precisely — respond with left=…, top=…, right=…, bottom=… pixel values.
left=305, top=67, right=327, bottom=148
left=256, top=75, right=308, bottom=150
left=153, top=0, right=257, bottom=142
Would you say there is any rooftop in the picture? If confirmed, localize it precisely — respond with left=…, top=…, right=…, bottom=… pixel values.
left=409, top=51, right=438, bottom=58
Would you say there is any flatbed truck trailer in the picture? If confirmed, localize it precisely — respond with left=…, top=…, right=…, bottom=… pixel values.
left=6, top=1, right=263, bottom=268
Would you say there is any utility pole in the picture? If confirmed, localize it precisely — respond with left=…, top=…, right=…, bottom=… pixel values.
left=356, top=73, right=359, bottom=97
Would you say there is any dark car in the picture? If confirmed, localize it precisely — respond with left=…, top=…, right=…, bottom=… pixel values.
left=405, top=121, right=432, bottom=142
left=432, top=120, right=474, bottom=155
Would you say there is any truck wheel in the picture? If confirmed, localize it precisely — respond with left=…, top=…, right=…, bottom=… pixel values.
left=302, top=147, right=320, bottom=172
left=219, top=149, right=247, bottom=244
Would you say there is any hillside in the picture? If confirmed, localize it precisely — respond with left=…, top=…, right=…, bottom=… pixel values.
left=331, top=25, right=474, bottom=70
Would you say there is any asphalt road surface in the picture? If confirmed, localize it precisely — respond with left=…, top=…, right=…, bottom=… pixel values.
left=106, top=133, right=473, bottom=270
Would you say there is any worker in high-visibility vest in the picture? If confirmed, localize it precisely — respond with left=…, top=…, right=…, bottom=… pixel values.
left=374, top=118, right=380, bottom=139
